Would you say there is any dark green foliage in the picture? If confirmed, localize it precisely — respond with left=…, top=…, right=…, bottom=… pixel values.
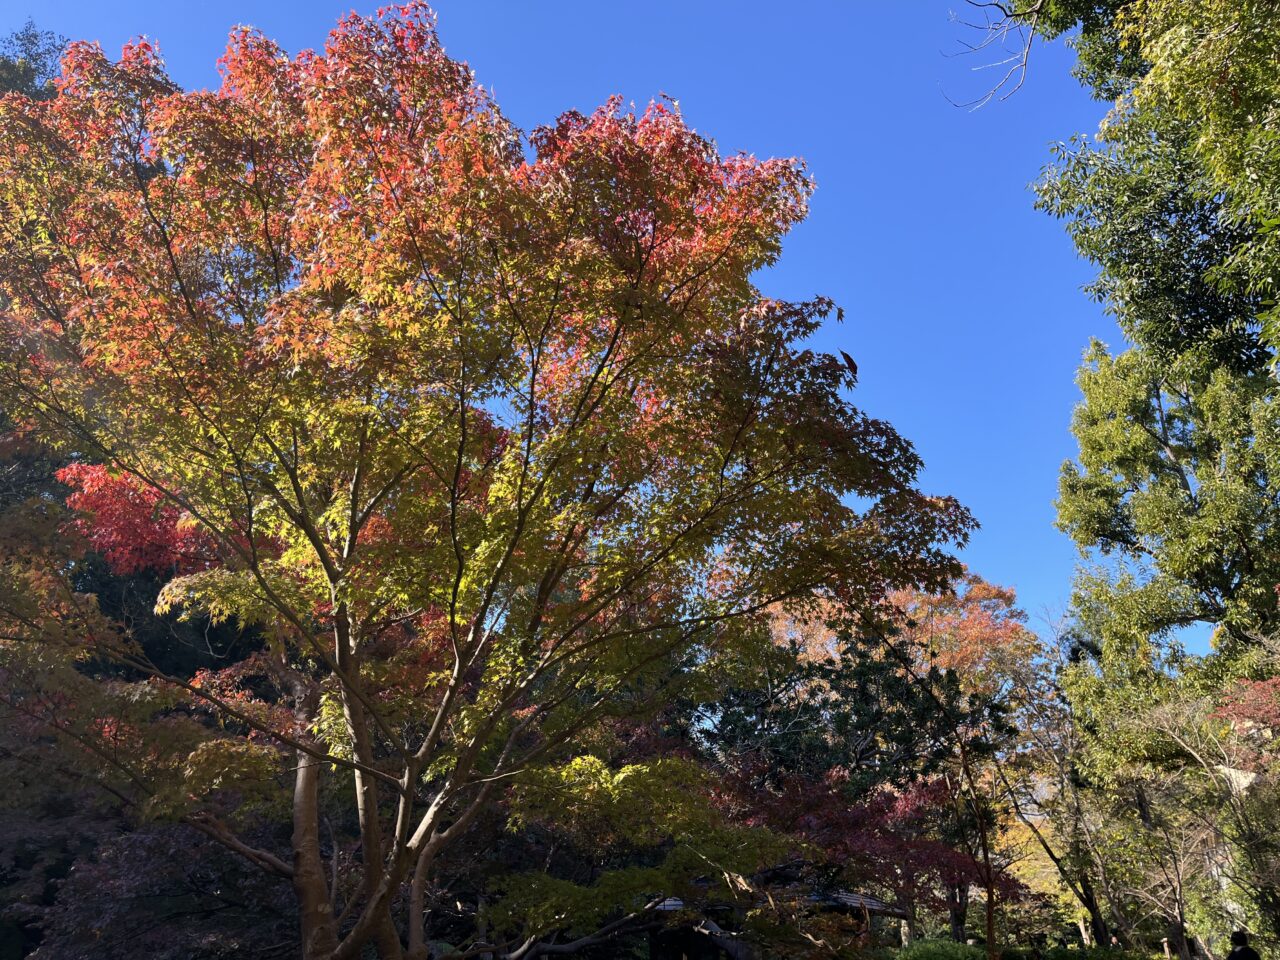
left=1057, top=343, right=1280, bottom=650
left=697, top=636, right=963, bottom=794
left=899, top=938, right=986, bottom=960
left=0, top=21, right=62, bottom=100
left=1037, top=114, right=1267, bottom=373
left=1000, top=949, right=1161, bottom=960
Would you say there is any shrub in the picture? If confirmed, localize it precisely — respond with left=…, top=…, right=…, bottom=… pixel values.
left=898, top=940, right=987, bottom=960
left=1000, top=947, right=1164, bottom=960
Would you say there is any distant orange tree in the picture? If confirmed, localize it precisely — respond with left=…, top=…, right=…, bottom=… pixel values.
left=0, top=5, right=970, bottom=957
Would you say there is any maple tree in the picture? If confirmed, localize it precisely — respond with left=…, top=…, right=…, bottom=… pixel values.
left=882, top=576, right=1036, bottom=955
left=695, top=576, right=1040, bottom=953
left=0, top=5, right=972, bottom=958
left=700, top=615, right=972, bottom=924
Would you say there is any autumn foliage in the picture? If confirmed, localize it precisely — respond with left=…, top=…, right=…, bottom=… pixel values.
left=0, top=5, right=971, bottom=958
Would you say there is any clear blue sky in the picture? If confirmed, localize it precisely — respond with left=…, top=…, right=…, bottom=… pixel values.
left=10, top=1, right=1119, bottom=632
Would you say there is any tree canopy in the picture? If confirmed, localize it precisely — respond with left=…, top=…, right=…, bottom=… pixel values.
left=0, top=6, right=972, bottom=958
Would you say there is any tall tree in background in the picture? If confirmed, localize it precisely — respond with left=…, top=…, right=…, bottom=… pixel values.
left=887, top=575, right=1035, bottom=954
left=1021, top=0, right=1280, bottom=950
left=992, top=628, right=1121, bottom=949
left=698, top=600, right=988, bottom=941
left=1114, top=1, right=1280, bottom=347
left=0, top=6, right=971, bottom=959
left=1036, top=16, right=1280, bottom=660
left=0, top=19, right=62, bottom=100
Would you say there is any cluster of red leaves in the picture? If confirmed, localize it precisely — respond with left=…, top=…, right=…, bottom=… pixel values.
left=1217, top=677, right=1280, bottom=771
left=188, top=654, right=300, bottom=740
left=1219, top=677, right=1280, bottom=729
left=361, top=609, right=454, bottom=704
left=57, top=464, right=216, bottom=575
left=714, top=765, right=989, bottom=906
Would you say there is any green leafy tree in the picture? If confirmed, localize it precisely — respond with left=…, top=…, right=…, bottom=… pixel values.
left=1056, top=342, right=1280, bottom=654
left=1117, top=1, right=1280, bottom=345
left=1010, top=0, right=1280, bottom=346
left=1034, top=0, right=1280, bottom=657
left=0, top=19, right=62, bottom=100
left=1023, top=1, right=1280, bottom=949
left=1038, top=111, right=1265, bottom=372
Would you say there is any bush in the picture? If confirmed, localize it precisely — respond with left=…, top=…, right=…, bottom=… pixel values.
left=898, top=940, right=987, bottom=960
left=890, top=940, right=1164, bottom=960
left=1000, top=948, right=1163, bottom=960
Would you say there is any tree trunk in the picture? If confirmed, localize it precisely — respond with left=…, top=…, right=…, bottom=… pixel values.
left=335, top=605, right=403, bottom=959
left=1167, top=921, right=1193, bottom=960
left=948, top=884, right=969, bottom=943
left=1077, top=918, right=1092, bottom=947
left=1077, top=875, right=1112, bottom=947
left=374, top=912, right=405, bottom=959
left=293, top=750, right=339, bottom=960
left=407, top=839, right=433, bottom=960
left=955, top=741, right=998, bottom=960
